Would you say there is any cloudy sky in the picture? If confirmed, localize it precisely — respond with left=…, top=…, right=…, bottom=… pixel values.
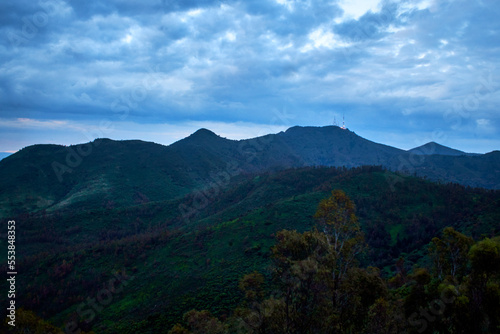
left=1, top=0, right=499, bottom=154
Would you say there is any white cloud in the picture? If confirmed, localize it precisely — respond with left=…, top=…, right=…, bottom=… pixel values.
left=122, top=34, right=133, bottom=44
left=225, top=31, right=236, bottom=41
left=476, top=118, right=490, bottom=126
left=302, top=28, right=351, bottom=52
left=187, top=8, right=204, bottom=17
left=398, top=0, right=436, bottom=13
left=338, top=0, right=381, bottom=20
left=0, top=0, right=498, bottom=153
left=274, top=0, right=294, bottom=11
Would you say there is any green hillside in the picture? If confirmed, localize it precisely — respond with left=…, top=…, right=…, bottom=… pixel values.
left=1, top=126, right=498, bottom=222
left=0, top=138, right=211, bottom=218
left=2, top=166, right=499, bottom=333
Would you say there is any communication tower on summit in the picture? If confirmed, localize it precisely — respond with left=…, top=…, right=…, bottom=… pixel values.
left=333, top=115, right=347, bottom=129
left=341, top=114, right=346, bottom=130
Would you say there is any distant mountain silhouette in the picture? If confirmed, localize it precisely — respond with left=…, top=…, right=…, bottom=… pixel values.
left=0, top=126, right=498, bottom=218
left=2, top=127, right=498, bottom=334
left=276, top=126, right=404, bottom=167
left=408, top=142, right=476, bottom=156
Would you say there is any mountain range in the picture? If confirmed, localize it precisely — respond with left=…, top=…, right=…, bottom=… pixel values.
left=1, top=125, right=500, bottom=333
left=0, top=125, right=498, bottom=219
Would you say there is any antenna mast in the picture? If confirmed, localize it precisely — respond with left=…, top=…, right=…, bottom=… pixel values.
left=341, top=114, right=346, bottom=130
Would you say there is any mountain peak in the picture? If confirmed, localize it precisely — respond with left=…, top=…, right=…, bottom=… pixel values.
left=192, top=128, right=218, bottom=137
left=171, top=128, right=228, bottom=147
left=282, top=125, right=351, bottom=135
left=183, top=128, right=222, bottom=142
left=408, top=142, right=468, bottom=156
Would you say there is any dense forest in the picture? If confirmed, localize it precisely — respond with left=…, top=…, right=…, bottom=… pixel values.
left=2, top=167, right=500, bottom=333
left=166, top=191, right=500, bottom=334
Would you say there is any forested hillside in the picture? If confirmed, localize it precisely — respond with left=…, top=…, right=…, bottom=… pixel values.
left=168, top=191, right=500, bottom=334
left=1, top=166, right=499, bottom=333
left=1, top=126, right=499, bottom=221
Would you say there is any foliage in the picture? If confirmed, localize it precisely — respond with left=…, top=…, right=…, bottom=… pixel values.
left=314, top=189, right=366, bottom=287
left=167, top=192, right=500, bottom=334
left=430, top=227, right=474, bottom=280
left=2, top=308, right=94, bottom=334
left=1, top=167, right=499, bottom=333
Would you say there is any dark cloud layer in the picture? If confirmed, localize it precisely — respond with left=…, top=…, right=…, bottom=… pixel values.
left=0, top=0, right=499, bottom=153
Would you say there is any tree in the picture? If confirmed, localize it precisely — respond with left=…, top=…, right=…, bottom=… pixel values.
left=314, top=189, right=366, bottom=289
left=3, top=308, right=96, bottom=334
left=365, top=297, right=403, bottom=334
left=266, top=191, right=372, bottom=333
left=429, top=227, right=473, bottom=280
left=469, top=237, right=500, bottom=276
left=183, top=310, right=225, bottom=334
left=168, top=323, right=191, bottom=334
left=466, top=237, right=500, bottom=332
left=239, top=272, right=265, bottom=303
left=168, top=310, right=225, bottom=334
left=229, top=297, right=286, bottom=334
left=339, top=267, right=388, bottom=332
left=271, top=229, right=329, bottom=333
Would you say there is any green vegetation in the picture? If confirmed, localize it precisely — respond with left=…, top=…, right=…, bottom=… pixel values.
left=1, top=128, right=499, bottom=220
left=1, top=165, right=499, bottom=333
left=168, top=191, right=500, bottom=333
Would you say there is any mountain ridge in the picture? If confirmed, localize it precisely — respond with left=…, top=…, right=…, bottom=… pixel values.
left=408, top=141, right=477, bottom=156
left=0, top=126, right=499, bottom=333
left=0, top=125, right=498, bottom=218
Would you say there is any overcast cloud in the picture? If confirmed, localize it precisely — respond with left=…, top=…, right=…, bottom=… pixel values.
left=1, top=0, right=499, bottom=153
